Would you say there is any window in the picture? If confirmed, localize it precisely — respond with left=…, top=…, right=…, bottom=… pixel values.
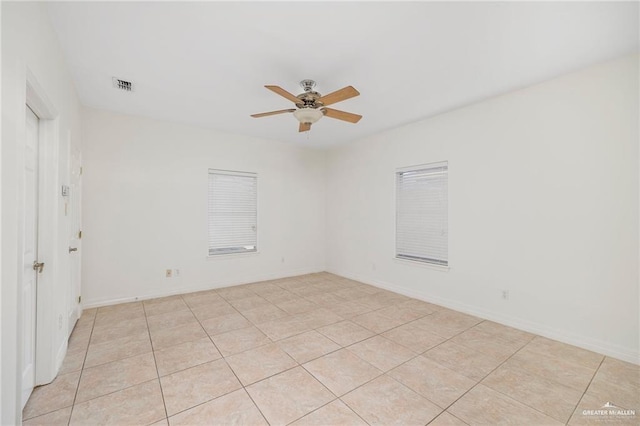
left=396, top=161, right=448, bottom=266
left=208, top=169, right=257, bottom=256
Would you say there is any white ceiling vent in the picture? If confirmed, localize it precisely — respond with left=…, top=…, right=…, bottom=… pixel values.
left=112, top=77, right=134, bottom=92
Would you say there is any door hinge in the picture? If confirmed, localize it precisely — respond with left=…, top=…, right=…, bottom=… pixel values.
left=80, top=166, right=83, bottom=175
left=78, top=296, right=81, bottom=303
left=78, top=230, right=82, bottom=239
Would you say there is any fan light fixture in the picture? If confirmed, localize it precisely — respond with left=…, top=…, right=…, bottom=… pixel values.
left=293, top=108, right=323, bottom=124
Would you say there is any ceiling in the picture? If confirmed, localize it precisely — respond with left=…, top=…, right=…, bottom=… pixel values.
left=46, top=2, right=639, bottom=149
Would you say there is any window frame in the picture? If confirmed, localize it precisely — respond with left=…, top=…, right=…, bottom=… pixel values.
left=207, top=169, right=258, bottom=257
left=395, top=161, right=449, bottom=268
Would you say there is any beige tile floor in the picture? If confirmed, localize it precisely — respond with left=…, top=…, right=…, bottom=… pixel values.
left=22, top=273, right=639, bottom=425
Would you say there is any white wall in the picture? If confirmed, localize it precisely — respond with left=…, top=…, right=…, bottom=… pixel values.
left=1, top=2, right=82, bottom=423
left=326, top=54, right=639, bottom=363
left=81, top=108, right=326, bottom=307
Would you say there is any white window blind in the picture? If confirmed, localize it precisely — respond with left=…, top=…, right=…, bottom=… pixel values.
left=396, top=161, right=448, bottom=266
left=208, top=170, right=257, bottom=256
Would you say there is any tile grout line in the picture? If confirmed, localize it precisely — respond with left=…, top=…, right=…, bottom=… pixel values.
left=54, top=308, right=170, bottom=416
left=54, top=280, right=441, bottom=423
left=66, top=311, right=98, bottom=426
left=73, top=341, right=153, bottom=372
left=43, top=273, right=622, bottom=426
left=286, top=396, right=372, bottom=426
left=475, top=336, right=605, bottom=424
left=566, top=355, right=606, bottom=424
left=214, top=281, right=331, bottom=425
left=290, top=347, right=375, bottom=426
left=212, top=286, right=439, bottom=424
left=34, top=307, right=152, bottom=422
left=328, top=317, right=525, bottom=425
left=141, top=301, right=170, bottom=424
left=435, top=335, right=570, bottom=424
left=23, top=277, right=385, bottom=424
left=325, top=350, right=425, bottom=423
left=427, top=411, right=470, bottom=426
left=431, top=341, right=527, bottom=420
left=169, top=285, right=265, bottom=417
left=184, top=291, right=273, bottom=425
left=295, top=310, right=423, bottom=425
left=181, top=279, right=377, bottom=424
left=337, top=316, right=473, bottom=422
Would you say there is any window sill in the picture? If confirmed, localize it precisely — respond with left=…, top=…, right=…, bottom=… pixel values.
left=206, top=251, right=259, bottom=260
left=393, top=257, right=450, bottom=272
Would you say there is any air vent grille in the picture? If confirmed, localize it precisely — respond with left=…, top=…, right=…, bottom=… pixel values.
left=112, top=77, right=133, bottom=92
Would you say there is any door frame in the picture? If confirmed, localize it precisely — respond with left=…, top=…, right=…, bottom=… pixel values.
left=66, top=135, right=82, bottom=336
left=23, top=68, right=61, bottom=387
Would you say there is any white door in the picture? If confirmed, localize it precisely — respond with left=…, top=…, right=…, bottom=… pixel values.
left=21, top=106, right=40, bottom=408
left=68, top=148, right=82, bottom=336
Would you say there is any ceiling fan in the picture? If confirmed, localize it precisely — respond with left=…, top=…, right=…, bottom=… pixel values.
left=251, top=80, right=362, bottom=132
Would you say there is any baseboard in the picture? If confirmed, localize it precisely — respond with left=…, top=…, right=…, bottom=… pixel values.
left=82, top=266, right=324, bottom=309
left=328, top=268, right=640, bottom=365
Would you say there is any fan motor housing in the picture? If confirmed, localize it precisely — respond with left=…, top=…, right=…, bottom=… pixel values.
left=296, top=91, right=323, bottom=108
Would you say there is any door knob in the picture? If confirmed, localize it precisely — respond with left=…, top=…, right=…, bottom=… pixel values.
left=33, top=261, right=44, bottom=273
left=69, top=247, right=78, bottom=253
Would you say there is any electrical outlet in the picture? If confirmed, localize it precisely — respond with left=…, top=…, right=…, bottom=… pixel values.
left=174, top=269, right=180, bottom=277
left=166, top=269, right=172, bottom=278
left=501, top=290, right=509, bottom=300
left=281, top=257, right=285, bottom=263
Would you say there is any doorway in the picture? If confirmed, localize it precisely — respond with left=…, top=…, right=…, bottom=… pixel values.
left=21, top=71, right=64, bottom=410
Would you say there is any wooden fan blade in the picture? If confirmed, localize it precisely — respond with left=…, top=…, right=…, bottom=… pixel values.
left=318, top=86, right=359, bottom=106
left=299, top=122, right=311, bottom=132
left=323, top=108, right=362, bottom=123
left=251, top=109, right=296, bottom=118
left=265, top=85, right=302, bottom=104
